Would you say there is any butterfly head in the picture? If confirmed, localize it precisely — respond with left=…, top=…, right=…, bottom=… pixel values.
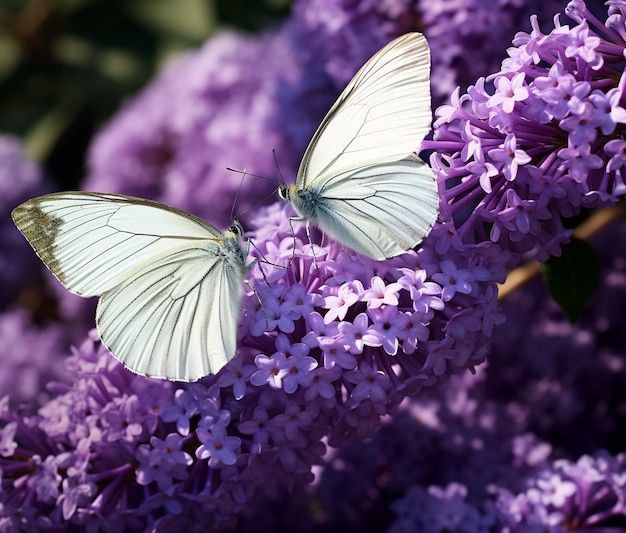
left=225, top=220, right=244, bottom=241
left=277, top=184, right=297, bottom=202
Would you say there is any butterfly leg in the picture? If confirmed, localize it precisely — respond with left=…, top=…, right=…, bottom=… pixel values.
left=304, top=220, right=319, bottom=270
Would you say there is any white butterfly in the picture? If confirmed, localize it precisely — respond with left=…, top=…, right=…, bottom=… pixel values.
left=12, top=192, right=253, bottom=382
left=278, top=32, right=438, bottom=260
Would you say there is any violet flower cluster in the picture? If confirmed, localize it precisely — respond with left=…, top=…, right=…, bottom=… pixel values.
left=424, top=0, right=626, bottom=265
left=233, top=217, right=626, bottom=531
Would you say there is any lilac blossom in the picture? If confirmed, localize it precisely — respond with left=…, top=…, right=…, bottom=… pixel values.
left=232, top=220, right=626, bottom=530
left=0, top=310, right=68, bottom=406
left=0, top=136, right=52, bottom=307
left=424, top=0, right=626, bottom=264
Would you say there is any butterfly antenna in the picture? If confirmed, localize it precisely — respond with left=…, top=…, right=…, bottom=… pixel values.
left=272, top=149, right=287, bottom=187
left=229, top=168, right=248, bottom=224
left=226, top=166, right=283, bottom=221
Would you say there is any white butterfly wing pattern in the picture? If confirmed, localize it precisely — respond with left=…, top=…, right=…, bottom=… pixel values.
left=302, top=159, right=438, bottom=260
left=279, top=32, right=439, bottom=260
left=12, top=192, right=252, bottom=381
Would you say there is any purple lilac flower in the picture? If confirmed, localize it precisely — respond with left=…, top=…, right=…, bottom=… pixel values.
left=0, top=309, right=68, bottom=406
left=235, top=196, right=626, bottom=533
left=0, top=136, right=52, bottom=307
left=424, top=0, right=626, bottom=265
left=419, top=0, right=565, bottom=105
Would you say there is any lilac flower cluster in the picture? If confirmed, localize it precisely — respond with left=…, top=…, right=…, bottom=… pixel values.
left=240, top=201, right=505, bottom=446
left=419, top=0, right=565, bottom=105
left=388, top=451, right=626, bottom=533
left=424, top=0, right=626, bottom=265
left=233, top=217, right=626, bottom=530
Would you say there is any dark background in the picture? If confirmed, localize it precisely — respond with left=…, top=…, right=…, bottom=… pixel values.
left=0, top=0, right=291, bottom=189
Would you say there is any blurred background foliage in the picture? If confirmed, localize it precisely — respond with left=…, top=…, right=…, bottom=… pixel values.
left=0, top=0, right=291, bottom=188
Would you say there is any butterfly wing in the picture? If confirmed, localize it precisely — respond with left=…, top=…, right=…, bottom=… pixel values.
left=304, top=159, right=438, bottom=259
left=11, top=192, right=224, bottom=297
left=96, top=241, right=246, bottom=381
left=297, top=32, right=432, bottom=189
left=12, top=191, right=247, bottom=381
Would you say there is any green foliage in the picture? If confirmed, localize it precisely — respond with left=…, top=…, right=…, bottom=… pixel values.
left=0, top=0, right=290, bottom=187
left=541, top=237, right=601, bottom=322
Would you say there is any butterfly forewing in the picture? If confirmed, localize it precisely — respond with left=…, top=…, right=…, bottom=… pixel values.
left=297, top=32, right=432, bottom=189
left=11, top=192, right=223, bottom=297
left=12, top=191, right=250, bottom=381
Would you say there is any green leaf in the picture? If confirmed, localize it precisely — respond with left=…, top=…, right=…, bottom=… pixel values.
left=541, top=237, right=600, bottom=322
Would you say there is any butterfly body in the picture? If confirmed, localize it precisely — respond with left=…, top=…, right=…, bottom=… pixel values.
left=280, top=32, right=439, bottom=261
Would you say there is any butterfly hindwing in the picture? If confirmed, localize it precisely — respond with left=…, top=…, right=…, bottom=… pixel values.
left=304, top=160, right=438, bottom=259
left=97, top=242, right=245, bottom=380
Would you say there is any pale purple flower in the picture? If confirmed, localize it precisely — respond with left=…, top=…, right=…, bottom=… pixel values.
left=337, top=313, right=383, bottom=354
left=195, top=422, right=241, bottom=467
left=280, top=353, right=317, bottom=394
left=562, top=20, right=603, bottom=68
left=302, top=311, right=339, bottom=348
left=304, top=367, right=341, bottom=402
left=250, top=352, right=289, bottom=389
left=369, top=306, right=409, bottom=357
left=215, top=358, right=256, bottom=401
left=558, top=142, right=604, bottom=183
left=281, top=283, right=315, bottom=320
left=488, top=133, right=532, bottom=181
left=432, top=260, right=475, bottom=302
left=238, top=407, right=271, bottom=450
left=273, top=401, right=315, bottom=443
left=317, top=337, right=358, bottom=370
left=58, top=475, right=95, bottom=521
left=344, top=362, right=391, bottom=404
left=487, top=73, right=529, bottom=113
left=361, top=276, right=402, bottom=309
left=589, top=87, right=626, bottom=135
left=323, top=280, right=363, bottom=324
